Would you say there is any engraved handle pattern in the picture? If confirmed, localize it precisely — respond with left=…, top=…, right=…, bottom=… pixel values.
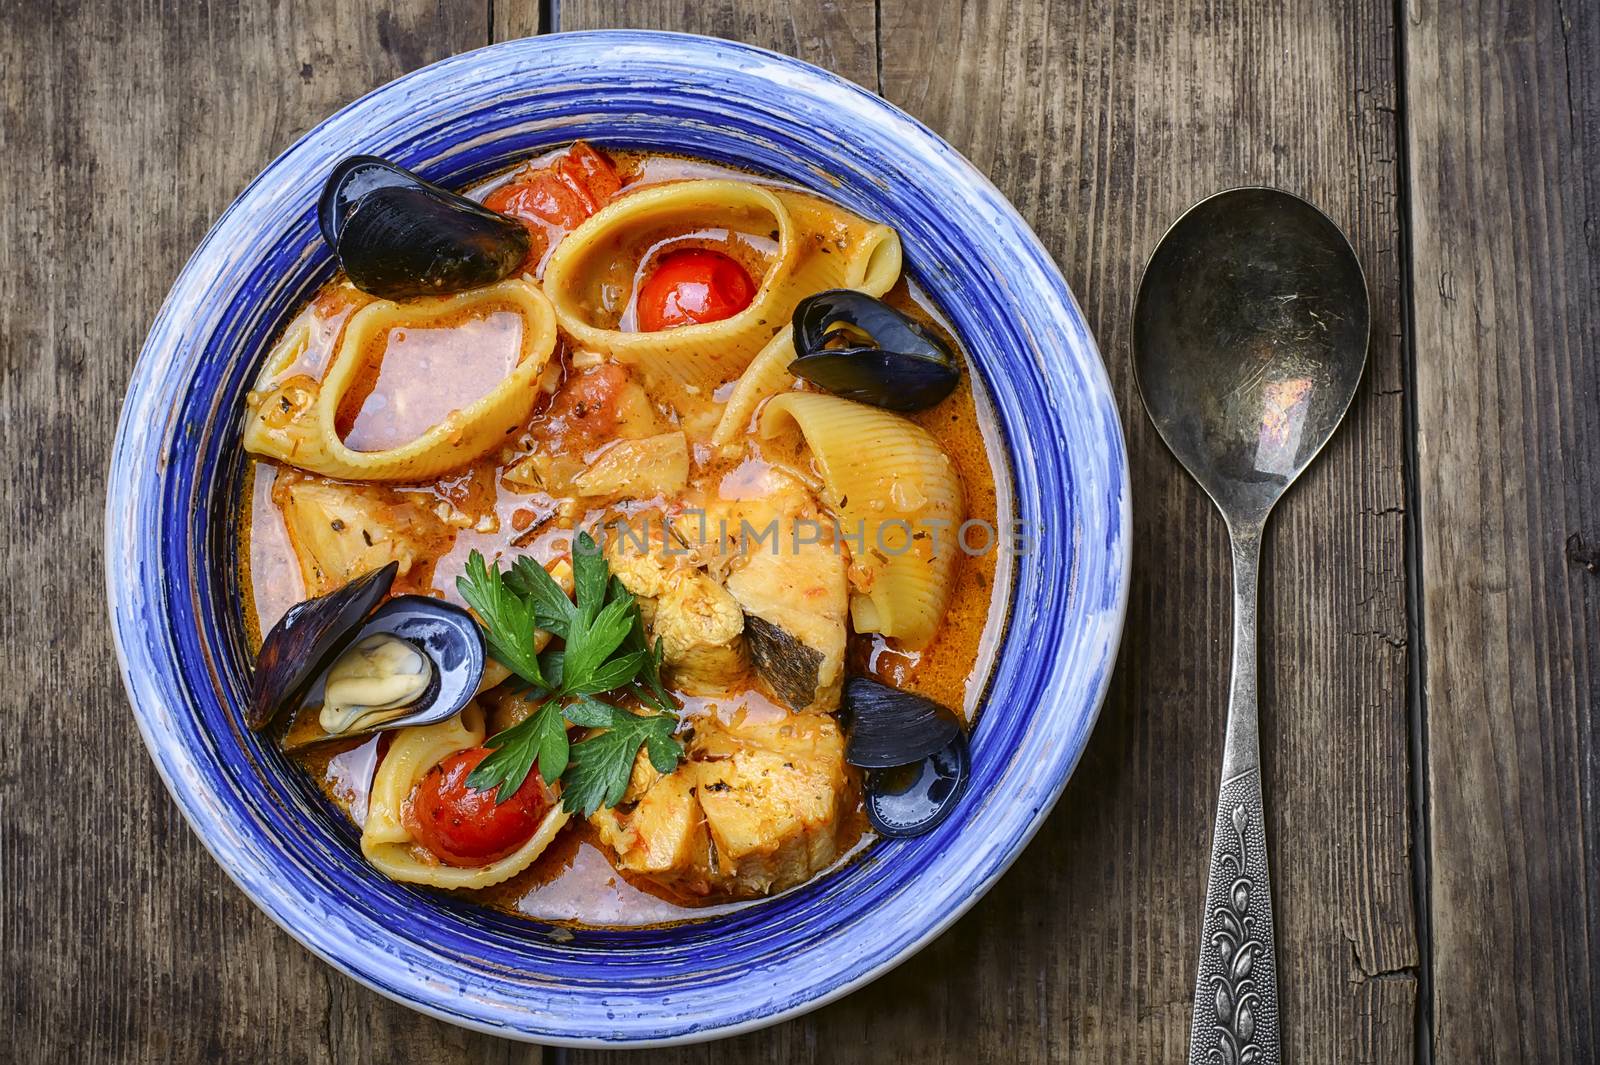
left=1188, top=768, right=1278, bottom=1065
left=1189, top=523, right=1278, bottom=1065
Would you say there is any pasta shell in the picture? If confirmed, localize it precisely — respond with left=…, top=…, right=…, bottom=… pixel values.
left=758, top=393, right=963, bottom=647
left=242, top=278, right=557, bottom=481
left=360, top=704, right=571, bottom=889
left=543, top=180, right=797, bottom=394
left=769, top=191, right=902, bottom=300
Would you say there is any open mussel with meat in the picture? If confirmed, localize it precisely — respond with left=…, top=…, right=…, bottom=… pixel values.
left=248, top=560, right=485, bottom=739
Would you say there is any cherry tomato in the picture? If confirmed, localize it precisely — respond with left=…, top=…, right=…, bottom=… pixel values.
left=404, top=747, right=552, bottom=867
left=635, top=249, right=757, bottom=332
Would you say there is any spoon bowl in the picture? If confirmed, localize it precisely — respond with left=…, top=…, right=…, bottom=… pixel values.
left=1132, top=186, right=1368, bottom=1065
left=1134, top=187, right=1368, bottom=523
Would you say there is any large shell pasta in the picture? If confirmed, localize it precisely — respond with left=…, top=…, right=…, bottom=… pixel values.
left=710, top=222, right=902, bottom=447
left=361, top=705, right=570, bottom=889
left=759, top=392, right=964, bottom=648
left=769, top=190, right=903, bottom=301
left=543, top=180, right=902, bottom=395
left=542, top=180, right=793, bottom=392
left=274, top=475, right=454, bottom=594
left=243, top=278, right=557, bottom=481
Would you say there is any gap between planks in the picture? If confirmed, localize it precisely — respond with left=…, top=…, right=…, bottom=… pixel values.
left=1390, top=0, right=1435, bottom=1060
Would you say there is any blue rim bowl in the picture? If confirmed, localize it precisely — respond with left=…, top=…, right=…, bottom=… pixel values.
left=105, top=31, right=1130, bottom=1047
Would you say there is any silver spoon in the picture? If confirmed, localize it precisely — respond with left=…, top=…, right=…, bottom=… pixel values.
left=1132, top=187, right=1369, bottom=1065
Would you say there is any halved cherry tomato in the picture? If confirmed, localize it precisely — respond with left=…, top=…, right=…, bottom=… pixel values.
left=635, top=249, right=757, bottom=332
left=404, top=747, right=552, bottom=867
left=483, top=141, right=624, bottom=272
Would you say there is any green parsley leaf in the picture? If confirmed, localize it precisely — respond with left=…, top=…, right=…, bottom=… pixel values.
left=615, top=576, right=675, bottom=713
left=559, top=695, right=619, bottom=728
left=504, top=555, right=576, bottom=637
left=567, top=650, right=649, bottom=696
left=559, top=699, right=683, bottom=816
left=537, top=648, right=564, bottom=691
left=456, top=550, right=548, bottom=690
left=571, top=530, right=609, bottom=625
left=642, top=726, right=683, bottom=774
left=556, top=593, right=635, bottom=695
left=466, top=700, right=570, bottom=801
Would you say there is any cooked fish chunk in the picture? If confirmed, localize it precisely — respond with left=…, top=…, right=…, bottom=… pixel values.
left=276, top=478, right=449, bottom=594
left=653, top=570, right=748, bottom=693
left=574, top=431, right=690, bottom=499
left=590, top=768, right=713, bottom=895
left=719, top=467, right=849, bottom=713
left=724, top=538, right=847, bottom=713
left=588, top=713, right=855, bottom=899
left=606, top=523, right=748, bottom=694
left=605, top=526, right=677, bottom=599
left=689, top=713, right=851, bottom=896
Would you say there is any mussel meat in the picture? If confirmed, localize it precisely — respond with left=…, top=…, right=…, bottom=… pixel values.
left=842, top=676, right=970, bottom=837
left=320, top=633, right=433, bottom=734
left=318, top=156, right=530, bottom=301
left=863, top=734, right=969, bottom=837
left=248, top=565, right=486, bottom=738
left=315, top=594, right=485, bottom=736
left=789, top=290, right=961, bottom=411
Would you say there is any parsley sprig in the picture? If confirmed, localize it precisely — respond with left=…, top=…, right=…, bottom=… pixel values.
left=455, top=532, right=682, bottom=815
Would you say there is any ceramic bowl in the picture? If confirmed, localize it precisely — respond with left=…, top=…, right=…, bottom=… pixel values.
left=106, top=31, right=1129, bottom=1046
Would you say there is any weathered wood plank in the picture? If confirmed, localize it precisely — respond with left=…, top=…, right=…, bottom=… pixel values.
left=0, top=3, right=542, bottom=1063
left=503, top=0, right=879, bottom=84
left=562, top=1, right=1416, bottom=1063
left=1405, top=0, right=1600, bottom=1058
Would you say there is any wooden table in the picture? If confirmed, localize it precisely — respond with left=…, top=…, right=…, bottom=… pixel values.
left=4, top=0, right=1594, bottom=1061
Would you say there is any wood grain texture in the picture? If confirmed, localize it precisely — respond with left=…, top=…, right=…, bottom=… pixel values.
left=1405, top=0, right=1600, bottom=1059
left=0, top=3, right=543, bottom=1063
left=502, top=0, right=879, bottom=84
left=562, top=1, right=1418, bottom=1062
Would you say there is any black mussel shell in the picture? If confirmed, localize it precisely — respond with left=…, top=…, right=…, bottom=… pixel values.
left=318, top=157, right=530, bottom=301
left=318, top=156, right=417, bottom=247
left=864, top=732, right=970, bottom=838
left=843, top=676, right=964, bottom=769
left=788, top=348, right=961, bottom=412
left=789, top=289, right=960, bottom=411
left=340, top=595, right=486, bottom=729
left=248, top=561, right=398, bottom=731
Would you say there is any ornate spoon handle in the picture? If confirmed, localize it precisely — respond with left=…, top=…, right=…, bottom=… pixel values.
left=1189, top=523, right=1279, bottom=1065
